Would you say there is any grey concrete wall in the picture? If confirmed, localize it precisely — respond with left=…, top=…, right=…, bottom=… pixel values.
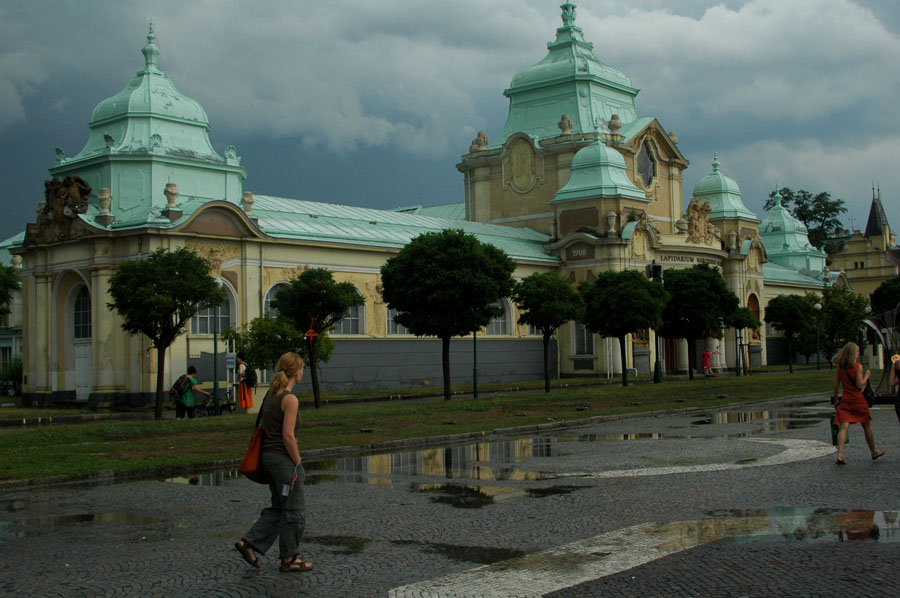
left=302, top=338, right=548, bottom=393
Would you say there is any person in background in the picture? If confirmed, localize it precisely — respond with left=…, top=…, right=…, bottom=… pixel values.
left=236, top=352, right=254, bottom=410
left=832, top=342, right=884, bottom=465
left=235, top=352, right=312, bottom=572
left=177, top=365, right=211, bottom=420
left=887, top=353, right=900, bottom=425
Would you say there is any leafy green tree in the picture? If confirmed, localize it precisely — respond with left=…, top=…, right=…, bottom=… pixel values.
left=222, top=315, right=310, bottom=371
left=0, top=356, right=22, bottom=396
left=660, top=264, right=739, bottom=380
left=764, top=187, right=847, bottom=250
left=0, top=264, right=20, bottom=322
left=820, top=284, right=869, bottom=364
left=270, top=268, right=363, bottom=408
left=869, top=276, right=900, bottom=364
left=579, top=270, right=666, bottom=387
left=512, top=272, right=584, bottom=393
left=381, top=229, right=515, bottom=401
left=107, top=247, right=225, bottom=420
left=765, top=294, right=815, bottom=373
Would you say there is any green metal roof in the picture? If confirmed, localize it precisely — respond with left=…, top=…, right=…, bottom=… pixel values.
left=392, top=203, right=466, bottom=220
left=762, top=261, right=826, bottom=286
left=0, top=232, right=24, bottom=267
left=252, top=195, right=558, bottom=263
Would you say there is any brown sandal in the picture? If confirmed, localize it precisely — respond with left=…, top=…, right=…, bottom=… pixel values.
left=872, top=450, right=885, bottom=461
left=235, top=540, right=261, bottom=568
left=280, top=557, right=313, bottom=573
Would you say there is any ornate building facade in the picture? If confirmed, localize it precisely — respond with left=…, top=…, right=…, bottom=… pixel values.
left=2, top=4, right=857, bottom=406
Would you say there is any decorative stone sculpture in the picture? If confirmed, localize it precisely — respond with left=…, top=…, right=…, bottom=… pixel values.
left=164, top=182, right=179, bottom=209
left=11, top=255, right=22, bottom=269
left=54, top=147, right=66, bottom=163
left=103, top=134, right=115, bottom=148
left=469, top=131, right=489, bottom=153
left=685, top=198, right=713, bottom=244
left=241, top=191, right=255, bottom=217
left=95, top=187, right=115, bottom=226
left=606, top=211, right=618, bottom=238
left=675, top=217, right=688, bottom=234
left=728, top=230, right=737, bottom=250
left=225, top=145, right=238, bottom=159
left=39, top=176, right=91, bottom=240
left=558, top=114, right=573, bottom=135
left=162, top=182, right=182, bottom=223
left=608, top=114, right=622, bottom=135
left=668, top=130, right=679, bottom=144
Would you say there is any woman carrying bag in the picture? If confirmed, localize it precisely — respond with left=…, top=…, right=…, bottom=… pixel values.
left=234, top=352, right=313, bottom=572
left=832, top=342, right=884, bottom=465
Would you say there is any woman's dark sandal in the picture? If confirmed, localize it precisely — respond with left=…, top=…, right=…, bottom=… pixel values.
left=872, top=450, right=885, bottom=461
left=280, top=558, right=313, bottom=573
left=836, top=458, right=847, bottom=465
left=235, top=541, right=261, bottom=568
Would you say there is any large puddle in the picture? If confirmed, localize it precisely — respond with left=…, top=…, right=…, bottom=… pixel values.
left=153, top=400, right=838, bottom=490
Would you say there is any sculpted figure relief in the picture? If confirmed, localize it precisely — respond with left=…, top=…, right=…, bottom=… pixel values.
left=685, top=198, right=713, bottom=244
left=40, top=175, right=92, bottom=240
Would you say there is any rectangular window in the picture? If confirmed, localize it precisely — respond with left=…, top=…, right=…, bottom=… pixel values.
left=528, top=324, right=541, bottom=337
left=574, top=322, right=594, bottom=355
left=387, top=308, right=409, bottom=335
left=335, top=304, right=361, bottom=335
left=190, top=305, right=230, bottom=335
left=0, top=347, right=10, bottom=369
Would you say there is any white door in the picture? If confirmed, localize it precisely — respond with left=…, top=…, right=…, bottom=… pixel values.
left=74, top=341, right=92, bottom=400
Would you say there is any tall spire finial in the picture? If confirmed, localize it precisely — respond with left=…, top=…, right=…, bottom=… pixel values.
left=712, top=152, right=720, bottom=173
left=561, top=3, right=576, bottom=27
left=142, top=21, right=160, bottom=69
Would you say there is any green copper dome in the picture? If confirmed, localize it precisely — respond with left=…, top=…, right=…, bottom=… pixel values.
left=70, top=24, right=220, bottom=163
left=552, top=133, right=645, bottom=203
left=49, top=24, right=246, bottom=229
left=692, top=154, right=756, bottom=220
left=760, top=190, right=825, bottom=274
left=493, top=3, right=639, bottom=148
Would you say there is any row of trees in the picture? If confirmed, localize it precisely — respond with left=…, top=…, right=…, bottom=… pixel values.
left=765, top=278, right=900, bottom=373
left=105, top=234, right=766, bottom=418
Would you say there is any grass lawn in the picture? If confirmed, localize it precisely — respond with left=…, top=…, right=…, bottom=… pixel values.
left=0, top=368, right=843, bottom=482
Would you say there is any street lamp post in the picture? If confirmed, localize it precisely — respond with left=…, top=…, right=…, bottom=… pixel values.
left=814, top=302, right=822, bottom=370
left=645, top=260, right=664, bottom=383
left=212, top=280, right=223, bottom=416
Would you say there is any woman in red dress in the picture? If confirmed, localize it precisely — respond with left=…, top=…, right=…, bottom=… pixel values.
left=832, top=342, right=884, bottom=465
left=236, top=352, right=254, bottom=410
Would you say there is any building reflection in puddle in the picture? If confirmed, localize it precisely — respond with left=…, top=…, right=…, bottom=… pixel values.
left=305, top=438, right=546, bottom=489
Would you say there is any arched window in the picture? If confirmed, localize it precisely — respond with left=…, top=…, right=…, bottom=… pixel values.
left=264, top=282, right=289, bottom=317
left=335, top=293, right=365, bottom=335
left=637, top=141, right=656, bottom=187
left=387, top=307, right=409, bottom=335
left=190, top=282, right=233, bottom=334
left=485, top=300, right=510, bottom=335
left=73, top=286, right=91, bottom=339
left=573, top=322, right=594, bottom=355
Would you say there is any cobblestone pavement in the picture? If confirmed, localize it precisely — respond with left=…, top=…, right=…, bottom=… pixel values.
left=2, top=395, right=899, bottom=597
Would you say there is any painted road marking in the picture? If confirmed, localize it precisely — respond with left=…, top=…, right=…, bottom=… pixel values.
left=388, top=438, right=836, bottom=598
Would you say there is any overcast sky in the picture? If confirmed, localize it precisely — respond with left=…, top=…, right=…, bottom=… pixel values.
left=2, top=0, right=899, bottom=243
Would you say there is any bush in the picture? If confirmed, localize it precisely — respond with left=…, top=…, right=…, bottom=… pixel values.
left=0, top=356, right=22, bottom=396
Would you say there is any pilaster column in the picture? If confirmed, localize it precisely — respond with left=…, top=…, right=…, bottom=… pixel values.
left=31, top=272, right=53, bottom=393
left=91, top=266, right=119, bottom=392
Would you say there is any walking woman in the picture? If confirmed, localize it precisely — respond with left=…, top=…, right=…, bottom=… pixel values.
left=832, top=342, right=884, bottom=465
left=235, top=352, right=312, bottom=572
left=236, top=352, right=254, bottom=410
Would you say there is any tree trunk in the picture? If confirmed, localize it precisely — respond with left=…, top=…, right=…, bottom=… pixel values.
left=442, top=335, right=452, bottom=401
left=155, top=347, right=166, bottom=421
left=688, top=338, right=695, bottom=381
left=619, top=334, right=629, bottom=387
left=542, top=332, right=551, bottom=393
left=310, top=341, right=321, bottom=409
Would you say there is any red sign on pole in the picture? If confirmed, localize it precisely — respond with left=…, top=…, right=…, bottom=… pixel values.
left=305, top=317, right=318, bottom=351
